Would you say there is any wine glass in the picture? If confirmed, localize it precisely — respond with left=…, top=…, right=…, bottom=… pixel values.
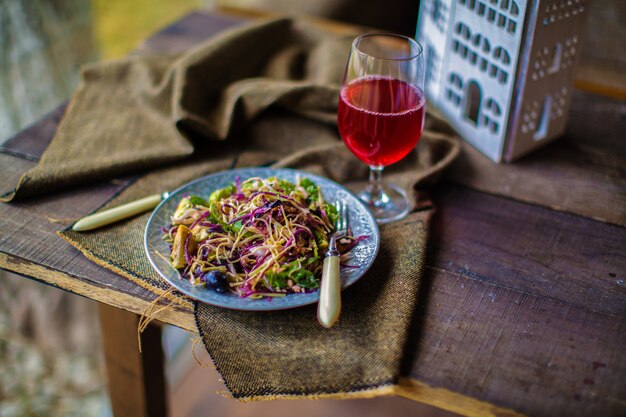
left=338, top=33, right=425, bottom=224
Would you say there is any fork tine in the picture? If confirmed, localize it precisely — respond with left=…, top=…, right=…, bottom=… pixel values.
left=333, top=200, right=348, bottom=232
left=340, top=200, right=347, bottom=232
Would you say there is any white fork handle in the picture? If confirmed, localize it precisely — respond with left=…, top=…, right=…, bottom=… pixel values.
left=317, top=255, right=341, bottom=328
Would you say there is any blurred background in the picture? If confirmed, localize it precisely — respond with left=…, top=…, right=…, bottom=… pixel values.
left=0, top=0, right=623, bottom=416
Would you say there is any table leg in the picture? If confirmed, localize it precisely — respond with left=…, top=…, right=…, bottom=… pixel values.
left=98, top=303, right=168, bottom=417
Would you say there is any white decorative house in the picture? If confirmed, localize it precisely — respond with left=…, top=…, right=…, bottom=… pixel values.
left=417, top=0, right=590, bottom=162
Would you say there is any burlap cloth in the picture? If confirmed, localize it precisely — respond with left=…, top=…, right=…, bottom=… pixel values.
left=4, top=18, right=460, bottom=400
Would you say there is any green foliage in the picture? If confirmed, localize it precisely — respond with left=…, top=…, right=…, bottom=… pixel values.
left=265, top=257, right=320, bottom=289
left=209, top=184, right=236, bottom=204
left=325, top=202, right=339, bottom=226
left=300, top=178, right=319, bottom=202
left=188, top=195, right=209, bottom=207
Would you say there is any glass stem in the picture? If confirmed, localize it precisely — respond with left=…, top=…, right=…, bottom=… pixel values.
left=368, top=165, right=388, bottom=207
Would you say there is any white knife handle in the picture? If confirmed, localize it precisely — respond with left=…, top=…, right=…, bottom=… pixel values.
left=72, top=193, right=166, bottom=232
left=317, top=255, right=341, bottom=328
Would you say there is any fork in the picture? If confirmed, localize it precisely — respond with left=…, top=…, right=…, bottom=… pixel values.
left=317, top=200, right=348, bottom=328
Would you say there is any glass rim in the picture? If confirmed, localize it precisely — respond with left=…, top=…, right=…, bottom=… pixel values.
left=352, top=33, right=424, bottom=61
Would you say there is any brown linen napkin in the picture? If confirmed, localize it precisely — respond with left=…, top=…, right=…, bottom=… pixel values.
left=1, top=17, right=353, bottom=202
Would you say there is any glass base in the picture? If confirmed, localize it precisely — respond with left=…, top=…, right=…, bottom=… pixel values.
left=358, top=182, right=410, bottom=224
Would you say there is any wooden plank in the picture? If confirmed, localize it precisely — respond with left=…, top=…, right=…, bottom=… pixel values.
left=0, top=153, right=36, bottom=197
left=575, top=63, right=626, bottom=101
left=214, top=5, right=367, bottom=34
left=138, top=11, right=248, bottom=55
left=404, top=267, right=625, bottom=417
left=0, top=104, right=67, bottom=160
left=429, top=185, right=626, bottom=316
left=0, top=252, right=195, bottom=333
left=139, top=8, right=364, bottom=56
left=99, top=304, right=167, bottom=417
left=407, top=185, right=626, bottom=417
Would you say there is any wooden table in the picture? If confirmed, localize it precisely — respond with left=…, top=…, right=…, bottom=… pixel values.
left=1, top=9, right=624, bottom=417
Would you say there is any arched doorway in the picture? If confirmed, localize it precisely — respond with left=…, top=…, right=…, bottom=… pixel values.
left=464, top=80, right=482, bottom=125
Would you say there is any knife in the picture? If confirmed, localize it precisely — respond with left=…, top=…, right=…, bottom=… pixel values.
left=72, top=192, right=169, bottom=232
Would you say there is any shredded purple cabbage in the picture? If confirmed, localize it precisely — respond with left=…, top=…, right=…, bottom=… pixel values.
left=163, top=176, right=365, bottom=298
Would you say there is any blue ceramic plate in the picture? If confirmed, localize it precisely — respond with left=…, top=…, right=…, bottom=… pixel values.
left=144, top=168, right=380, bottom=311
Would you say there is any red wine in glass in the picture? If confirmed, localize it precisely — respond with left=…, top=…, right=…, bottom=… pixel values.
left=337, top=33, right=425, bottom=224
left=338, top=76, right=425, bottom=167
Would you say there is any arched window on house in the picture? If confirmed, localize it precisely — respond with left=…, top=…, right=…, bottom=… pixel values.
left=477, top=2, right=486, bottom=16
left=507, top=20, right=517, bottom=34
left=449, top=73, right=463, bottom=89
left=472, top=33, right=482, bottom=47
left=493, top=46, right=511, bottom=65
left=486, top=98, right=502, bottom=116
left=446, top=73, right=464, bottom=107
left=470, top=33, right=491, bottom=54
left=482, top=37, right=491, bottom=53
left=455, top=22, right=471, bottom=40
left=459, top=0, right=519, bottom=33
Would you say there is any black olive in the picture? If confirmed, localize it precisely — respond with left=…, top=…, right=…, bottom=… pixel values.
left=203, top=270, right=229, bottom=293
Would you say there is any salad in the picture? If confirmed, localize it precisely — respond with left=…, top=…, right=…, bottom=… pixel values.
left=163, top=176, right=364, bottom=299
